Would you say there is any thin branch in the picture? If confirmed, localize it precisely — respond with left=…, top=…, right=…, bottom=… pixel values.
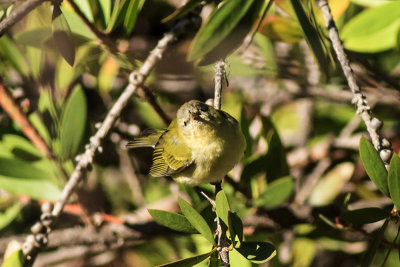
left=213, top=60, right=226, bottom=110
left=318, top=0, right=393, bottom=169
left=0, top=82, right=53, bottom=158
left=21, top=18, right=192, bottom=265
left=0, top=0, right=45, bottom=36
left=212, top=59, right=229, bottom=267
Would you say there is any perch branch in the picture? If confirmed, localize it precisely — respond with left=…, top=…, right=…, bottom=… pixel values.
left=21, top=18, right=192, bottom=266
left=318, top=0, right=393, bottom=169
left=212, top=59, right=229, bottom=267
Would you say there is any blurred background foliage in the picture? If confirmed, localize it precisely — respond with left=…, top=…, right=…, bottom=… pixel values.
left=0, top=0, right=400, bottom=266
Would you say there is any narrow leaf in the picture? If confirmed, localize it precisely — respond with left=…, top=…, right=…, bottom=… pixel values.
left=148, top=209, right=198, bottom=234
left=361, top=219, right=389, bottom=267
left=216, top=190, right=230, bottom=226
left=60, top=85, right=87, bottom=160
left=178, top=197, right=215, bottom=245
left=388, top=154, right=400, bottom=211
left=123, top=0, right=145, bottom=34
left=359, top=137, right=389, bottom=196
left=235, top=241, right=276, bottom=263
left=254, top=176, right=294, bottom=208
left=342, top=208, right=390, bottom=225
left=162, top=0, right=203, bottom=23
left=188, top=0, right=255, bottom=61
left=289, top=0, right=329, bottom=77
left=157, top=250, right=215, bottom=267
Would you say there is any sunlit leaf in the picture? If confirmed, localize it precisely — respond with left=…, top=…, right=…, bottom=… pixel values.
left=60, top=85, right=87, bottom=160
left=216, top=190, right=230, bottom=226
left=388, top=154, right=400, bottom=211
left=0, top=36, right=29, bottom=75
left=157, top=250, right=214, bottom=267
left=178, top=197, right=215, bottom=245
left=254, top=176, right=294, bottom=208
left=235, top=241, right=276, bottom=263
left=308, top=162, right=354, bottom=206
left=359, top=137, right=389, bottom=196
left=1, top=249, right=24, bottom=267
left=99, top=0, right=111, bottom=25
left=341, top=2, right=400, bottom=53
left=342, top=208, right=390, bottom=225
left=2, top=134, right=43, bottom=160
left=0, top=175, right=61, bottom=200
left=98, top=56, right=119, bottom=92
left=259, top=15, right=303, bottom=43
left=148, top=209, right=198, bottom=234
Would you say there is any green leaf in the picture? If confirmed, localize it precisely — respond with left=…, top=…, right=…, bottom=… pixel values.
left=178, top=197, right=215, bottom=245
left=123, top=0, right=145, bottom=35
left=61, top=8, right=95, bottom=39
left=2, top=134, right=43, bottom=160
left=208, top=249, right=220, bottom=267
left=228, top=211, right=244, bottom=244
left=0, top=35, right=29, bottom=76
left=162, top=0, right=203, bottom=23
left=308, top=162, right=354, bottom=206
left=60, top=85, right=87, bottom=160
left=99, top=0, right=111, bottom=25
left=389, top=154, right=400, bottom=211
left=361, top=219, right=389, bottom=267
left=262, top=117, right=290, bottom=182
left=254, top=177, right=295, bottom=208
left=188, top=0, right=255, bottom=62
left=0, top=202, right=23, bottom=231
left=1, top=249, right=24, bottom=267
left=289, top=0, right=329, bottom=77
left=52, top=5, right=75, bottom=66
left=157, top=250, right=215, bottom=267
left=198, top=0, right=265, bottom=65
left=148, top=209, right=198, bottom=234
left=235, top=241, right=276, bottom=264
left=341, top=2, right=400, bottom=53
left=342, top=208, right=390, bottom=225
left=216, top=190, right=230, bottom=226
left=0, top=175, right=61, bottom=200
left=106, top=0, right=130, bottom=33
left=359, top=137, right=389, bottom=196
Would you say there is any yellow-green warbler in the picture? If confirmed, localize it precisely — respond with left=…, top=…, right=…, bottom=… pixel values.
left=127, top=100, right=246, bottom=186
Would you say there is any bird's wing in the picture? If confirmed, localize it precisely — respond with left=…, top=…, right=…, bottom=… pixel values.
left=150, top=121, right=192, bottom=177
left=126, top=129, right=163, bottom=148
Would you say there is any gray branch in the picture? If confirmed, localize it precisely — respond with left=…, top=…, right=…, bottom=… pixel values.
left=318, top=0, right=393, bottom=169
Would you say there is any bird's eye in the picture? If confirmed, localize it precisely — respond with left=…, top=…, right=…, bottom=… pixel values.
left=184, top=121, right=187, bottom=126
left=200, top=105, right=208, bottom=112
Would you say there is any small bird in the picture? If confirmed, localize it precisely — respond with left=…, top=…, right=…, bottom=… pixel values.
left=127, top=100, right=246, bottom=186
